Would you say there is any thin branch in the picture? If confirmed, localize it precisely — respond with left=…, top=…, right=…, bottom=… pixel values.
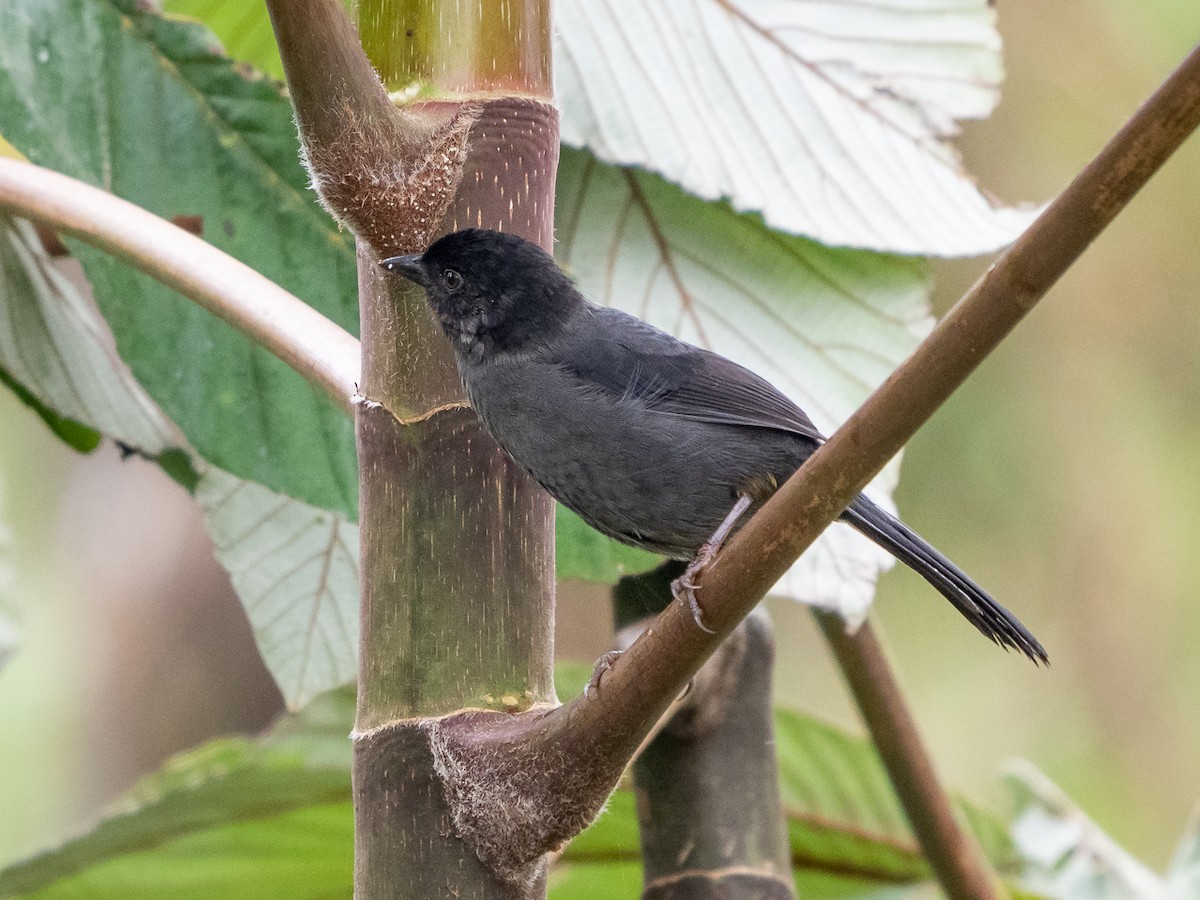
left=266, top=0, right=397, bottom=149
left=817, top=614, right=1000, bottom=899
left=702, top=41, right=1200, bottom=616
left=446, top=37, right=1200, bottom=883
left=0, top=159, right=359, bottom=412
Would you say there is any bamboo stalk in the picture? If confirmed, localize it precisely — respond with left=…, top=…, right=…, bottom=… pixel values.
left=267, top=0, right=559, bottom=896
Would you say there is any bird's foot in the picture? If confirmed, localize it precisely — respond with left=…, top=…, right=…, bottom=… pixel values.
left=670, top=494, right=753, bottom=634
left=584, top=650, right=624, bottom=698
left=672, top=549, right=718, bottom=634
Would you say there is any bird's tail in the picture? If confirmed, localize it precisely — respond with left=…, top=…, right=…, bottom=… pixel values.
left=842, top=495, right=1047, bottom=664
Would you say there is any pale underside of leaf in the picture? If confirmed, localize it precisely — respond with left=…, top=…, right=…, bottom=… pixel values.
left=774, top=707, right=920, bottom=876
left=197, top=470, right=359, bottom=710
left=0, top=214, right=357, bottom=709
left=162, top=0, right=1036, bottom=256
left=1166, top=810, right=1200, bottom=899
left=555, top=148, right=935, bottom=619
left=555, top=0, right=1036, bottom=256
left=0, top=218, right=177, bottom=453
left=1005, top=761, right=1165, bottom=899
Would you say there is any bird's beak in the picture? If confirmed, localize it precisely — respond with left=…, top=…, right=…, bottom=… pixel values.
left=380, top=253, right=429, bottom=287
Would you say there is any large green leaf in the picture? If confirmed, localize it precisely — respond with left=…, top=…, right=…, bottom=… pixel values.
left=0, top=689, right=354, bottom=897
left=776, top=708, right=926, bottom=882
left=0, top=0, right=359, bottom=519
left=0, top=4, right=364, bottom=707
left=5, top=805, right=353, bottom=900
left=775, top=707, right=1019, bottom=885
left=0, top=674, right=1025, bottom=898
left=163, top=0, right=284, bottom=81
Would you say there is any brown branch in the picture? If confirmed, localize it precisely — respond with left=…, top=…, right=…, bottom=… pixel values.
left=266, top=0, right=479, bottom=262
left=0, top=158, right=359, bottom=412
left=694, top=43, right=1200, bottom=641
left=817, top=615, right=1000, bottom=899
left=576, top=38, right=1200, bottom=734
left=430, top=38, right=1200, bottom=885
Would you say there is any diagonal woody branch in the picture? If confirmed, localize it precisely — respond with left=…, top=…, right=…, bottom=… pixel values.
left=549, top=45, right=1200, bottom=873
left=697, top=41, right=1200, bottom=630
left=434, top=39, right=1200, bottom=879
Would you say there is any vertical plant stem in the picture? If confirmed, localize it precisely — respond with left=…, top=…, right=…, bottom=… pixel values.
left=358, top=0, right=551, bottom=95
left=817, top=614, right=1000, bottom=900
left=614, top=565, right=794, bottom=899
left=634, top=618, right=796, bottom=900
left=269, top=0, right=558, bottom=896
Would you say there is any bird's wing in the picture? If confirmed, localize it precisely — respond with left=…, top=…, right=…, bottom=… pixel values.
left=557, top=306, right=826, bottom=444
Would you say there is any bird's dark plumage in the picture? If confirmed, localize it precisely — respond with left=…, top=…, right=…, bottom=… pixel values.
left=382, top=229, right=1046, bottom=663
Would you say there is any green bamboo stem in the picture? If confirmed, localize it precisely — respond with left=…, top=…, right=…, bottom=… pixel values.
left=357, top=0, right=551, bottom=96
left=267, top=0, right=558, bottom=896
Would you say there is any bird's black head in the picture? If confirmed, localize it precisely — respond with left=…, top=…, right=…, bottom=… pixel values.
left=380, top=229, right=583, bottom=360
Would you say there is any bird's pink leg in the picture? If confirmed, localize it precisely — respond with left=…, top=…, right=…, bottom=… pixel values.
left=672, top=495, right=754, bottom=633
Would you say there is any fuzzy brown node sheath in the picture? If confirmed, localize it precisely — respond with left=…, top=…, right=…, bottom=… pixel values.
left=427, top=706, right=629, bottom=887
left=302, top=102, right=480, bottom=258
left=353, top=721, right=545, bottom=900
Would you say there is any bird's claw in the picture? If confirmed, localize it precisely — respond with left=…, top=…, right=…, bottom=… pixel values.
left=672, top=555, right=717, bottom=634
left=584, top=650, right=624, bottom=698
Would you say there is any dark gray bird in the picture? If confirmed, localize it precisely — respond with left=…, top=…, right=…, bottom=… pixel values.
left=382, top=229, right=1046, bottom=663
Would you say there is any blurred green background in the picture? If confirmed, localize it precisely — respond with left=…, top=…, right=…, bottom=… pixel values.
left=2, top=0, right=1199, bottom=875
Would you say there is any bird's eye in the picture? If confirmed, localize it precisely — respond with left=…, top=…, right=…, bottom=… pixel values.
left=442, top=269, right=463, bottom=291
